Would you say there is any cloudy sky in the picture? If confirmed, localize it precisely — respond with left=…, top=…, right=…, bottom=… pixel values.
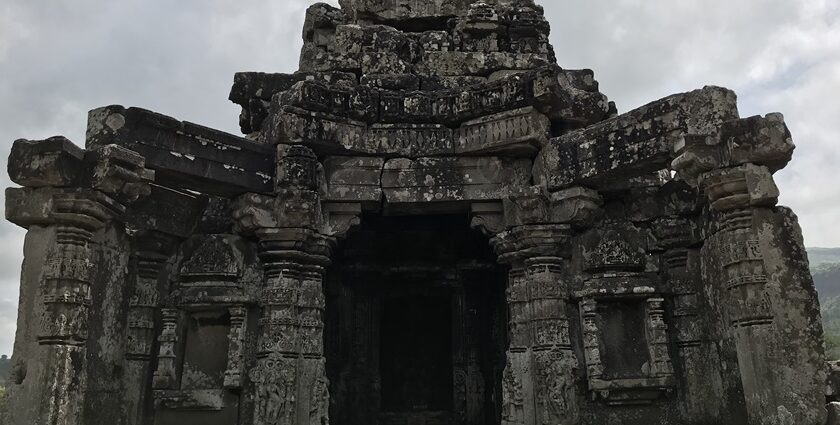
left=0, top=0, right=838, bottom=355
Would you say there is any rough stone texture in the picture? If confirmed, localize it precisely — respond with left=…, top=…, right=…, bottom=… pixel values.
left=1, top=1, right=830, bottom=425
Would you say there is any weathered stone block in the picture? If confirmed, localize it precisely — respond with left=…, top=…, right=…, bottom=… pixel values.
left=299, top=43, right=361, bottom=73
left=382, top=156, right=531, bottom=207
left=323, top=156, right=384, bottom=203
left=457, top=106, right=550, bottom=155
left=267, top=106, right=367, bottom=154
left=425, top=52, right=551, bottom=76
left=721, top=113, right=794, bottom=172
left=87, top=105, right=274, bottom=195
left=8, top=137, right=85, bottom=187
left=535, top=86, right=739, bottom=191
left=360, top=73, right=420, bottom=90
left=368, top=123, right=455, bottom=156
left=550, top=187, right=603, bottom=227
left=420, top=75, right=487, bottom=90
left=343, top=0, right=473, bottom=23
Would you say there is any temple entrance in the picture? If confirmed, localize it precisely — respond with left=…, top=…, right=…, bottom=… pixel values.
left=325, top=215, right=506, bottom=425
left=380, top=295, right=453, bottom=413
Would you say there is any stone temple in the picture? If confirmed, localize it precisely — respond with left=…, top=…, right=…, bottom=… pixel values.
left=1, top=1, right=835, bottom=424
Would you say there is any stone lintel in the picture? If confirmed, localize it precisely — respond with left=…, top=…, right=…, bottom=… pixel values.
left=535, top=86, right=739, bottom=191
left=381, top=156, right=531, bottom=213
left=323, top=156, right=384, bottom=205
left=87, top=105, right=274, bottom=196
left=125, top=185, right=208, bottom=238
left=271, top=106, right=552, bottom=158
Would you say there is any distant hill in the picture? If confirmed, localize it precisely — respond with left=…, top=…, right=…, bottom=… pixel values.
left=814, top=263, right=840, bottom=300
left=809, top=248, right=840, bottom=268
left=809, top=248, right=840, bottom=360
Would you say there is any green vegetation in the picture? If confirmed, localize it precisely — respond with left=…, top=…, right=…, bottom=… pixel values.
left=0, top=354, right=9, bottom=415
left=811, top=250, right=840, bottom=360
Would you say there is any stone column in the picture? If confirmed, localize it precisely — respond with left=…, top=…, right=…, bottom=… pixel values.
left=5, top=138, right=153, bottom=425
left=673, top=114, right=826, bottom=425
left=124, top=231, right=178, bottom=425
left=485, top=187, right=601, bottom=425
left=232, top=144, right=341, bottom=425
left=251, top=228, right=332, bottom=425
left=653, top=213, right=734, bottom=422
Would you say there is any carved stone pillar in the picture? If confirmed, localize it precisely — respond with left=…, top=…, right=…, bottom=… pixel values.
left=673, top=114, right=826, bottom=425
left=152, top=308, right=181, bottom=390
left=124, top=231, right=178, bottom=424
left=486, top=186, right=601, bottom=425
left=652, top=213, right=731, bottom=422
left=5, top=138, right=153, bottom=425
left=232, top=144, right=342, bottom=425
left=224, top=306, right=249, bottom=389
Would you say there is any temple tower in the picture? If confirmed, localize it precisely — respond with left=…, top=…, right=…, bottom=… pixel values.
left=1, top=1, right=831, bottom=424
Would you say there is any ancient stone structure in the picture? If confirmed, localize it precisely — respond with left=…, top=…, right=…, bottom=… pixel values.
left=1, top=1, right=833, bottom=424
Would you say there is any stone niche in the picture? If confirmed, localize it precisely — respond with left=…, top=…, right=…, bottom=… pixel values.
left=1, top=0, right=830, bottom=424
left=577, top=226, right=676, bottom=406
left=152, top=235, right=259, bottom=425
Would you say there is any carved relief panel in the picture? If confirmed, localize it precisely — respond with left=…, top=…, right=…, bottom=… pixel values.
left=576, top=226, right=676, bottom=405
left=152, top=234, right=260, bottom=424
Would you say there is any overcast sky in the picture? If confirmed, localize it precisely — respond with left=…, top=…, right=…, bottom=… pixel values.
left=0, top=0, right=838, bottom=355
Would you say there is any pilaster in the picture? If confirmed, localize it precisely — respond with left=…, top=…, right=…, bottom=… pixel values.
left=231, top=144, right=343, bottom=425
left=5, top=138, right=153, bottom=425
left=673, top=113, right=826, bottom=425
left=488, top=186, right=601, bottom=425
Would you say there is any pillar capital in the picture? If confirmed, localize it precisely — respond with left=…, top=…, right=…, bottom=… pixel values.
left=490, top=224, right=573, bottom=265
left=699, top=163, right=779, bottom=213
left=502, top=185, right=603, bottom=231
left=6, top=137, right=155, bottom=230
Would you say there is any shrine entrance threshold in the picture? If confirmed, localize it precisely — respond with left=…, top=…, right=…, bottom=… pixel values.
left=325, top=214, right=507, bottom=425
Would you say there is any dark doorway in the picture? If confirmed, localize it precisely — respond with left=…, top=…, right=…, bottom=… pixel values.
left=380, top=295, right=453, bottom=412
left=325, top=214, right=506, bottom=425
